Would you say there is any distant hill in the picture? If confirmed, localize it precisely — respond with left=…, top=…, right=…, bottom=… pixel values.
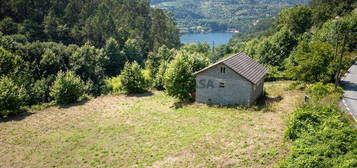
left=151, top=0, right=309, bottom=33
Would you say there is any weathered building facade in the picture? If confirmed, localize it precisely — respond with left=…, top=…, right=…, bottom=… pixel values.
left=194, top=52, right=267, bottom=105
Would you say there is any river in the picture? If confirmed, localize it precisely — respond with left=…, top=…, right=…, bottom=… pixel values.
left=180, top=32, right=236, bottom=47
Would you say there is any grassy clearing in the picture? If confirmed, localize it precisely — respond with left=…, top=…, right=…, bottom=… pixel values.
left=0, top=82, right=303, bottom=168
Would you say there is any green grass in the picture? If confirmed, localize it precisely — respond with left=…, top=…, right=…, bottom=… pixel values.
left=0, top=82, right=303, bottom=168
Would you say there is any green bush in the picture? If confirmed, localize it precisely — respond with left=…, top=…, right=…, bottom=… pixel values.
left=164, top=51, right=210, bottom=101
left=104, top=76, right=122, bottom=94
left=281, top=82, right=356, bottom=168
left=0, top=76, right=27, bottom=118
left=287, top=81, right=308, bottom=90
left=142, top=69, right=153, bottom=89
left=0, top=47, right=24, bottom=77
left=286, top=41, right=336, bottom=83
left=50, top=71, right=87, bottom=105
left=265, top=65, right=288, bottom=81
left=154, top=61, right=169, bottom=90
left=307, top=82, right=343, bottom=101
left=120, top=61, right=148, bottom=94
left=28, top=76, right=55, bottom=104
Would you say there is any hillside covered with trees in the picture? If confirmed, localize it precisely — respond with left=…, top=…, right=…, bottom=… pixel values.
left=151, top=0, right=309, bottom=33
left=0, top=0, right=180, bottom=117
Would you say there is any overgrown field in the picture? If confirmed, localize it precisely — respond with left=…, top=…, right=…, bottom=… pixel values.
left=0, top=82, right=303, bottom=168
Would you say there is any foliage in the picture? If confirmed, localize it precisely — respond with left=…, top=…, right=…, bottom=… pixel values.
left=313, top=11, right=357, bottom=51
left=70, top=43, right=108, bottom=95
left=287, top=41, right=336, bottom=83
left=104, top=38, right=124, bottom=77
left=104, top=76, right=122, bottom=94
left=0, top=76, right=27, bottom=118
left=28, top=77, right=55, bottom=105
left=275, top=6, right=313, bottom=34
left=0, top=47, right=25, bottom=77
left=50, top=71, right=87, bottom=105
left=257, top=27, right=297, bottom=67
left=0, top=0, right=180, bottom=50
left=306, top=82, right=343, bottom=101
left=146, top=45, right=175, bottom=78
left=164, top=50, right=209, bottom=100
left=265, top=65, right=288, bottom=81
left=310, top=0, right=356, bottom=26
left=119, top=61, right=148, bottom=94
left=281, top=83, right=357, bottom=168
left=154, top=61, right=169, bottom=90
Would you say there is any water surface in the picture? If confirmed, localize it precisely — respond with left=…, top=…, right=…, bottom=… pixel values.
left=180, top=32, right=235, bottom=47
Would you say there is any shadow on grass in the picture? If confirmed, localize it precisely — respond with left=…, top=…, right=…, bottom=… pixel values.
left=126, top=91, right=154, bottom=98
left=58, top=99, right=90, bottom=109
left=171, top=100, right=194, bottom=109
left=254, top=95, right=283, bottom=111
left=201, top=94, right=283, bottom=111
left=169, top=94, right=284, bottom=111
left=0, top=111, right=34, bottom=123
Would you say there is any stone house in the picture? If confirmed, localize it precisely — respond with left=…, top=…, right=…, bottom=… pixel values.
left=194, top=52, right=267, bottom=105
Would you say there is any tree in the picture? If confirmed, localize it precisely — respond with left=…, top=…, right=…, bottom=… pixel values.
left=0, top=47, right=24, bottom=77
left=104, top=38, right=125, bottom=76
left=120, top=61, right=147, bottom=94
left=0, top=76, right=27, bottom=118
left=287, top=41, right=336, bottom=83
left=276, top=6, right=313, bottom=34
left=146, top=45, right=174, bottom=78
left=0, top=17, right=18, bottom=35
left=164, top=51, right=209, bottom=101
left=70, top=43, right=108, bottom=95
left=43, top=10, right=59, bottom=41
left=50, top=71, right=87, bottom=105
left=310, top=0, right=355, bottom=26
left=154, top=61, right=169, bottom=90
left=150, top=8, right=180, bottom=51
left=123, top=39, right=144, bottom=64
left=256, top=27, right=297, bottom=67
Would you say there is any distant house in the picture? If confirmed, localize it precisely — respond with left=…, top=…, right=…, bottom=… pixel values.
left=194, top=52, right=267, bottom=105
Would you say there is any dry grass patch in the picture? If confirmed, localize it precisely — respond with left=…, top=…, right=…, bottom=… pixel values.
left=0, top=82, right=303, bottom=168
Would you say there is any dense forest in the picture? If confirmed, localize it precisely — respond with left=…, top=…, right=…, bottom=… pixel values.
left=151, top=0, right=309, bottom=33
left=0, top=0, right=180, bottom=116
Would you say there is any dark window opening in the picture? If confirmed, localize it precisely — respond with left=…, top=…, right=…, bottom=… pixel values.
left=220, top=67, right=226, bottom=73
left=219, top=82, right=225, bottom=88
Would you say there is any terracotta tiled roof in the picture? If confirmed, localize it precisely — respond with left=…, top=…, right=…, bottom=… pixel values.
left=194, top=52, right=267, bottom=84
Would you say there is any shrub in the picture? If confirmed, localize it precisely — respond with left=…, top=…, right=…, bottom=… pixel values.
left=307, top=82, right=343, bottom=102
left=28, top=76, right=55, bottom=104
left=50, top=71, right=87, bottom=105
left=104, top=76, right=122, bottom=94
left=281, top=82, right=356, bottom=168
left=287, top=81, right=308, bottom=90
left=70, top=43, right=108, bottom=95
left=164, top=51, right=210, bottom=101
left=0, top=47, right=24, bottom=77
left=154, top=61, right=169, bottom=90
left=0, top=76, right=27, bottom=118
left=265, top=65, right=288, bottom=81
left=119, top=61, right=147, bottom=94
left=286, top=41, right=336, bottom=83
left=142, top=69, right=153, bottom=89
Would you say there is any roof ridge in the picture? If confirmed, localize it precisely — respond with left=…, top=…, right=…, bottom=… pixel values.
left=194, top=52, right=267, bottom=84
